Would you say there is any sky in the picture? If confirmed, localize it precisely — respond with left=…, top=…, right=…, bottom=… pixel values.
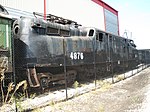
left=103, top=0, right=150, bottom=49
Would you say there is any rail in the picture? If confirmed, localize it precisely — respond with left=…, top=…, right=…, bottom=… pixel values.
left=33, top=12, right=81, bottom=26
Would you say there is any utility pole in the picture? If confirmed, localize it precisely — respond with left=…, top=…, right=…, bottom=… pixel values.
left=44, top=0, right=46, bottom=20
left=63, top=37, right=68, bottom=100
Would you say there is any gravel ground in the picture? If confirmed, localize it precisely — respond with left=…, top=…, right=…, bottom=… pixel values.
left=37, top=67, right=150, bottom=112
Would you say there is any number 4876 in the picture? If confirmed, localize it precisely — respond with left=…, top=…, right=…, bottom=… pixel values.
left=70, top=52, right=84, bottom=60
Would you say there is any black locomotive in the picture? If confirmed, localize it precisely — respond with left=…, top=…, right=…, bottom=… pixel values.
left=11, top=12, right=140, bottom=89
left=0, top=7, right=150, bottom=91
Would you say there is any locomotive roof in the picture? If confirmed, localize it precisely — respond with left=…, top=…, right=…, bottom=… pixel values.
left=31, top=17, right=72, bottom=31
left=33, top=12, right=81, bottom=26
left=18, top=14, right=136, bottom=47
left=95, top=27, right=134, bottom=41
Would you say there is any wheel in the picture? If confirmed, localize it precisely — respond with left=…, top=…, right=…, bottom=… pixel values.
left=40, top=77, right=48, bottom=91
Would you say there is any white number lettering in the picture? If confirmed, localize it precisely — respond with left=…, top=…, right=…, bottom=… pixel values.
left=70, top=52, right=74, bottom=60
left=80, top=53, right=84, bottom=59
left=77, top=52, right=80, bottom=59
left=70, top=52, right=84, bottom=60
left=74, top=52, right=77, bottom=60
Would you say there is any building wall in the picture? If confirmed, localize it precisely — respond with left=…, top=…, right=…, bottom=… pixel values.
left=47, top=0, right=105, bottom=30
left=0, top=0, right=119, bottom=35
left=104, top=9, right=119, bottom=35
left=0, top=0, right=43, bottom=13
left=0, top=0, right=43, bottom=18
left=92, top=0, right=119, bottom=35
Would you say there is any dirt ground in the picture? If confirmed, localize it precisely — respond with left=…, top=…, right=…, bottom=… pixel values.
left=37, top=67, right=150, bottom=112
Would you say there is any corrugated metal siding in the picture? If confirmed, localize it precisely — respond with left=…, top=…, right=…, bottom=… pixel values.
left=4, top=7, right=34, bottom=18
left=0, top=0, right=43, bottom=13
left=48, top=0, right=105, bottom=30
left=104, top=9, right=119, bottom=35
left=0, top=0, right=23, bottom=10
left=0, top=0, right=43, bottom=18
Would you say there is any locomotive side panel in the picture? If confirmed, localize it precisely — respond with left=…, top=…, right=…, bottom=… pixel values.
left=66, top=36, right=94, bottom=66
left=0, top=15, right=13, bottom=87
left=0, top=16, right=12, bottom=71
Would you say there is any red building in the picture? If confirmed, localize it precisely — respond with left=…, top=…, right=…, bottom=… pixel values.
left=92, top=0, right=120, bottom=35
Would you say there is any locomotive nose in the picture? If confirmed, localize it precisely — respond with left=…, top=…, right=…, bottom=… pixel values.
left=13, top=18, right=33, bottom=39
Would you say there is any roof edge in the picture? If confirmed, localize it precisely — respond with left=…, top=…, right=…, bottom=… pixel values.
left=92, top=0, right=118, bottom=15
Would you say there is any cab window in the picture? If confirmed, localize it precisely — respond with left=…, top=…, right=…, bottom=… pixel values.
left=96, top=33, right=103, bottom=42
left=88, top=29, right=94, bottom=36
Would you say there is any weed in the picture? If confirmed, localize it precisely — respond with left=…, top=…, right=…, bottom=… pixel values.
left=99, top=82, right=112, bottom=92
left=1, top=58, right=28, bottom=105
left=98, top=104, right=104, bottom=112
left=96, top=80, right=104, bottom=86
left=30, top=93, right=36, bottom=99
left=58, top=105, right=62, bottom=110
left=73, top=81, right=79, bottom=89
left=0, top=56, right=8, bottom=104
left=0, top=68, right=5, bottom=104
left=117, top=75, right=124, bottom=81
left=49, top=100, right=56, bottom=106
left=8, top=80, right=28, bottom=103
left=131, top=96, right=140, bottom=103
left=5, top=82, right=14, bottom=103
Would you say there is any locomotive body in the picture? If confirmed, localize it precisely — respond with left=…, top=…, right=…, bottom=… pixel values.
left=138, top=49, right=150, bottom=64
left=12, top=16, right=139, bottom=89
